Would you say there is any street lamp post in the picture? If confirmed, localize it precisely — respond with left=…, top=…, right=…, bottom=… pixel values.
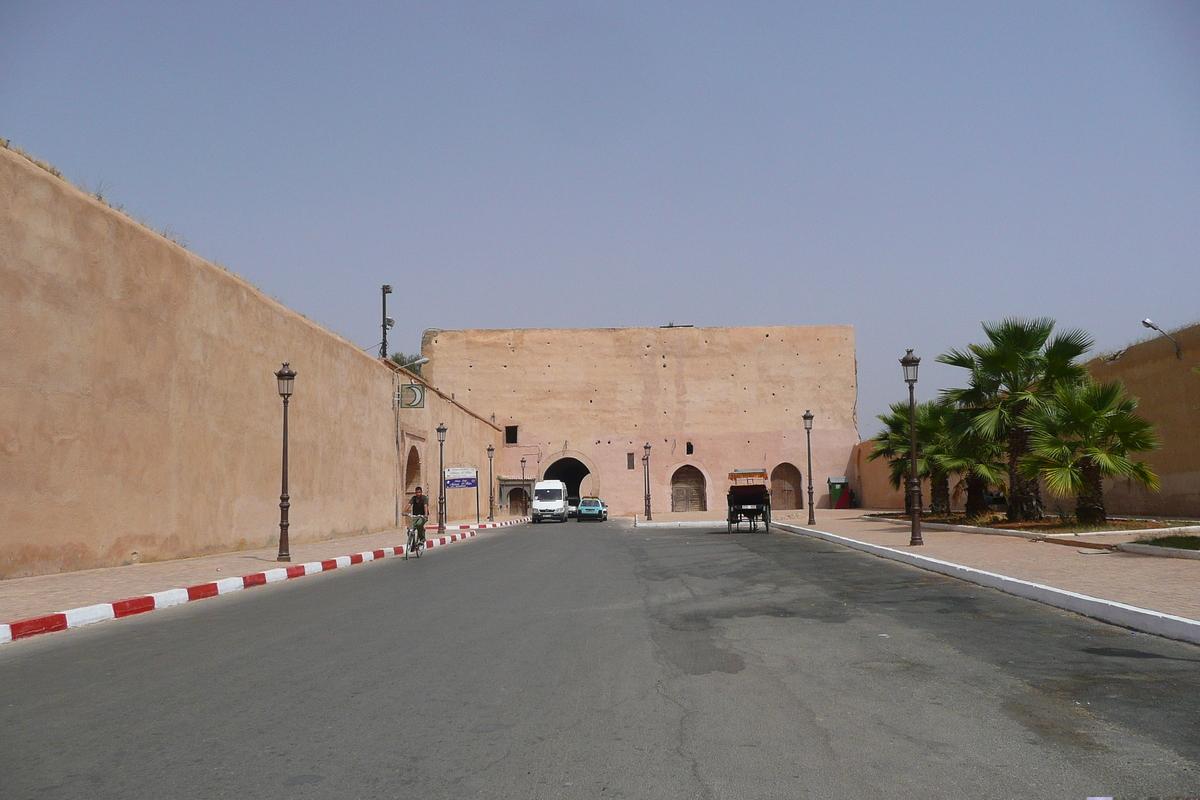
left=380, top=285, right=393, bottom=359
left=520, top=457, right=527, bottom=516
left=1142, top=318, right=1182, bottom=359
left=436, top=422, right=447, bottom=535
left=642, top=443, right=652, bottom=521
left=274, top=362, right=296, bottom=562
left=487, top=444, right=495, bottom=522
left=901, top=349, right=923, bottom=546
left=803, top=410, right=815, bottom=526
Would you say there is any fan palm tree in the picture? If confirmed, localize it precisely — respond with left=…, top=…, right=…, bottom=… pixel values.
left=1020, top=379, right=1160, bottom=525
left=868, top=400, right=952, bottom=515
left=933, top=410, right=1007, bottom=520
left=938, top=317, right=1093, bottom=522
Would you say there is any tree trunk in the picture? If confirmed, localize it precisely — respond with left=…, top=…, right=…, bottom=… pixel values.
left=1006, top=425, right=1043, bottom=522
left=930, top=471, right=951, bottom=516
left=1075, top=458, right=1106, bottom=525
left=964, top=472, right=988, bottom=519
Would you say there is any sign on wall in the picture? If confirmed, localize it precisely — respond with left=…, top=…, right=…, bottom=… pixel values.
left=445, top=467, right=477, bottom=489
left=397, top=383, right=425, bottom=408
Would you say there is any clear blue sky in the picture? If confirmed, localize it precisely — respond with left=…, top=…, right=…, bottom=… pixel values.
left=3, top=1, right=1197, bottom=437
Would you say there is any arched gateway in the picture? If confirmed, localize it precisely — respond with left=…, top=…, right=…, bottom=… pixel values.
left=405, top=446, right=422, bottom=494
left=543, top=457, right=592, bottom=503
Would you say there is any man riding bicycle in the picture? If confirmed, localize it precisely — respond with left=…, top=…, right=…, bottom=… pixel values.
left=406, top=487, right=429, bottom=547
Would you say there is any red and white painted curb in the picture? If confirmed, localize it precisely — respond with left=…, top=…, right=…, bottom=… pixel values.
left=1, top=519, right=529, bottom=646
left=438, top=518, right=526, bottom=531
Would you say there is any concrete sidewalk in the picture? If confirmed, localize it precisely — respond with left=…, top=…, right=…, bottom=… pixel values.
left=0, top=517, right=526, bottom=630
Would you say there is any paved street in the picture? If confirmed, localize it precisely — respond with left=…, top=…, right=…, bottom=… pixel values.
left=3, top=520, right=1199, bottom=799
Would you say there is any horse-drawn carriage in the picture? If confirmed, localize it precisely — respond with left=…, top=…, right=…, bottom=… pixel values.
left=727, top=469, right=771, bottom=533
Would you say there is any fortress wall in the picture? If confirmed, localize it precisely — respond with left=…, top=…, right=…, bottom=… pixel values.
left=0, top=148, right=499, bottom=578
left=1087, top=324, right=1200, bottom=518
left=423, top=325, right=860, bottom=517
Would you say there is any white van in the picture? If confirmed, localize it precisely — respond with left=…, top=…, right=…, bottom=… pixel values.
left=531, top=480, right=570, bottom=523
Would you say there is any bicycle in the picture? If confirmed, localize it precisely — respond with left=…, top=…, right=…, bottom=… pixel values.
left=403, top=513, right=427, bottom=560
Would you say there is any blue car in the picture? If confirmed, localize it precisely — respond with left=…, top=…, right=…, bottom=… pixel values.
left=577, top=497, right=608, bottom=521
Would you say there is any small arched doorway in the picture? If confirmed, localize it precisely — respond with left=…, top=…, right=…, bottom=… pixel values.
left=508, top=487, right=529, bottom=515
left=671, top=465, right=707, bottom=512
left=771, top=462, right=802, bottom=510
left=543, top=457, right=592, bottom=504
left=405, top=446, right=422, bottom=495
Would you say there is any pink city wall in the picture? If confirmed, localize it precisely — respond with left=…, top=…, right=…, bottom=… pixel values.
left=0, top=148, right=500, bottom=578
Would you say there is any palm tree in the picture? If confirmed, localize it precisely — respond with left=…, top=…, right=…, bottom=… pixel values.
left=938, top=317, right=1094, bottom=522
left=933, top=411, right=1007, bottom=520
left=1020, top=379, right=1160, bottom=525
left=868, top=400, right=952, bottom=515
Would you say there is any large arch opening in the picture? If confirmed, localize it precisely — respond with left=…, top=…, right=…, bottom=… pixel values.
left=543, top=457, right=592, bottom=504
left=405, top=446, right=422, bottom=495
left=771, top=462, right=802, bottom=510
left=671, top=465, right=707, bottom=512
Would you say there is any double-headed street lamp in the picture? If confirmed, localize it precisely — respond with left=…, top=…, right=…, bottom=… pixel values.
left=436, top=422, right=447, bottom=535
left=642, top=443, right=652, bottom=521
left=487, top=444, right=495, bottom=521
left=520, top=457, right=527, bottom=515
left=901, top=349, right=923, bottom=546
left=803, top=409, right=815, bottom=526
left=274, top=362, right=296, bottom=562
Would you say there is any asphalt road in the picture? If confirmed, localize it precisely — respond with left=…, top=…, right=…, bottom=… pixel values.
left=2, top=520, right=1199, bottom=799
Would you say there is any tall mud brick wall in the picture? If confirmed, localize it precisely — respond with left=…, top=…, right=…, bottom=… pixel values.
left=0, top=147, right=500, bottom=578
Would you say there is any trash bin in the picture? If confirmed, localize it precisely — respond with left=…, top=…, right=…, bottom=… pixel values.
left=827, top=477, right=851, bottom=510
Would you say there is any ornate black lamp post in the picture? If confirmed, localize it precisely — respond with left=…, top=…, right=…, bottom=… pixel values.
left=274, top=362, right=296, bottom=562
left=901, top=349, right=923, bottom=546
left=642, top=442, right=652, bottom=521
left=487, top=444, right=495, bottom=521
left=520, top=457, right=527, bottom=516
left=803, top=409, right=815, bottom=526
left=436, top=422, right=447, bottom=535
left=380, top=285, right=393, bottom=359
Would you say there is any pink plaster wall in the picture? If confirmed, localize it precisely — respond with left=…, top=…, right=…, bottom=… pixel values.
left=0, top=148, right=500, bottom=578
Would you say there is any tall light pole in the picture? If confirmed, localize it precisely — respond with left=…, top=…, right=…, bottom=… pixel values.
left=487, top=444, right=495, bottom=522
left=380, top=285, right=393, bottom=359
left=642, top=442, right=652, bottom=521
left=436, top=422, right=447, bottom=535
left=520, top=456, right=527, bottom=516
left=803, top=409, right=815, bottom=526
left=1142, top=318, right=1182, bottom=359
left=274, top=363, right=296, bottom=562
left=901, top=349, right=923, bottom=546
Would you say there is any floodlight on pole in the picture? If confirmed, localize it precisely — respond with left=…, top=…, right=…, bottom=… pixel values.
left=380, top=285, right=393, bottom=359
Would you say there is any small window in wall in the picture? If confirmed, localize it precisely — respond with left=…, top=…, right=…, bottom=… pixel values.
left=686, top=441, right=694, bottom=455
left=505, top=426, right=519, bottom=444
left=627, top=453, right=636, bottom=469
